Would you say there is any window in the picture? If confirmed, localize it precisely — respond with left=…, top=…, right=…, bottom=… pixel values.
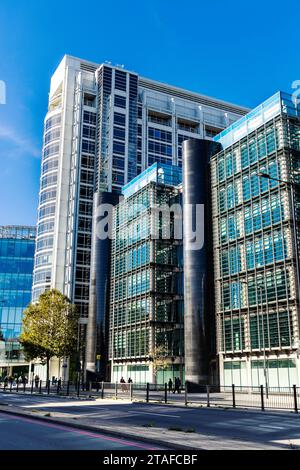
left=113, top=126, right=126, bottom=141
left=83, top=111, right=96, bottom=125
left=115, top=70, right=127, bottom=91
left=114, top=95, right=126, bottom=109
left=114, top=112, right=126, bottom=126
left=113, top=141, right=125, bottom=155
left=82, top=140, right=95, bottom=154
left=84, top=94, right=96, bottom=107
left=82, top=125, right=96, bottom=140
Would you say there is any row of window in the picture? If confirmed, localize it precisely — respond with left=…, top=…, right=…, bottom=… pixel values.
left=216, top=124, right=281, bottom=182
left=220, top=310, right=292, bottom=352
left=220, top=230, right=287, bottom=275
left=111, top=298, right=150, bottom=327
left=221, top=269, right=290, bottom=310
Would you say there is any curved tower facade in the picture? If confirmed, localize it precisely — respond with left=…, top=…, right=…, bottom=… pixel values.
left=183, top=139, right=221, bottom=386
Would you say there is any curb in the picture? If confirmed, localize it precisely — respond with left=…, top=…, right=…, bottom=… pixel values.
left=0, top=405, right=197, bottom=450
left=0, top=390, right=93, bottom=402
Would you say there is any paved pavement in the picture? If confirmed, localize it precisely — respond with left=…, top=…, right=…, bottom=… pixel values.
left=1, top=393, right=300, bottom=449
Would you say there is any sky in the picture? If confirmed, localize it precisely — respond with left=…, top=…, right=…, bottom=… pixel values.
left=1, top=0, right=300, bottom=225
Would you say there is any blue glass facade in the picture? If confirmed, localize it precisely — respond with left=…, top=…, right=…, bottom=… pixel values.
left=211, top=92, right=300, bottom=387
left=0, top=226, right=35, bottom=371
left=110, top=164, right=184, bottom=383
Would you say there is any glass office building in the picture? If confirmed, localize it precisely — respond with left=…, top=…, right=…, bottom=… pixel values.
left=32, top=55, right=248, bottom=379
left=211, top=92, right=300, bottom=387
left=0, top=226, right=35, bottom=376
left=109, top=163, right=183, bottom=383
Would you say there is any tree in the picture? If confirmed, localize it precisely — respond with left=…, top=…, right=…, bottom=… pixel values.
left=151, top=343, right=170, bottom=384
left=20, top=289, right=78, bottom=382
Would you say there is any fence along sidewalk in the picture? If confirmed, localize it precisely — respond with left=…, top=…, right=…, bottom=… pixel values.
left=0, top=380, right=298, bottom=413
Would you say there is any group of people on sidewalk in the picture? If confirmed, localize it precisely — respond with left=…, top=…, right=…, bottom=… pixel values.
left=168, top=377, right=182, bottom=393
left=2, top=374, right=28, bottom=388
left=120, top=376, right=132, bottom=391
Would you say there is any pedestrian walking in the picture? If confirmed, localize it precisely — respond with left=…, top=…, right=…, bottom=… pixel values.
left=120, top=376, right=126, bottom=392
left=168, top=378, right=173, bottom=393
left=177, top=377, right=181, bottom=393
left=34, top=374, right=40, bottom=388
left=174, top=377, right=181, bottom=394
left=3, top=375, right=8, bottom=389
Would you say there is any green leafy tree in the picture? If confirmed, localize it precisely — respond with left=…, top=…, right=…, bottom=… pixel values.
left=20, top=289, right=78, bottom=382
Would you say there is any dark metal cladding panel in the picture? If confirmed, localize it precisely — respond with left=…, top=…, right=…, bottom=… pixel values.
left=182, top=139, right=221, bottom=386
left=86, top=191, right=119, bottom=380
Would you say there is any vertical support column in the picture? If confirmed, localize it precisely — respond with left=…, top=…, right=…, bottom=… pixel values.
left=182, top=139, right=221, bottom=387
left=86, top=191, right=119, bottom=383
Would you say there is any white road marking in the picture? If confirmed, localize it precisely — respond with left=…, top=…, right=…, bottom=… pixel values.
left=258, top=425, right=285, bottom=430
left=130, top=411, right=180, bottom=418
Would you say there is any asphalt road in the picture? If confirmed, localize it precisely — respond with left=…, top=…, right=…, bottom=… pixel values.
left=1, top=392, right=300, bottom=449
left=0, top=411, right=164, bottom=450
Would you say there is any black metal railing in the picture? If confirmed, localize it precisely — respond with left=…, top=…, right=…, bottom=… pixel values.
left=0, top=379, right=298, bottom=413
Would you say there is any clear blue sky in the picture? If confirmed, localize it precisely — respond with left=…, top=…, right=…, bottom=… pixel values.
left=1, top=0, right=300, bottom=225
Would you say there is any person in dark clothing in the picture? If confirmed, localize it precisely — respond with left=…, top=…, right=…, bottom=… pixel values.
left=168, top=378, right=173, bottom=393
left=174, top=377, right=181, bottom=393
left=34, top=375, right=40, bottom=388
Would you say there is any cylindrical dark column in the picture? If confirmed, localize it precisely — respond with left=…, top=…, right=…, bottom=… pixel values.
left=182, top=139, right=221, bottom=386
left=85, top=191, right=119, bottom=381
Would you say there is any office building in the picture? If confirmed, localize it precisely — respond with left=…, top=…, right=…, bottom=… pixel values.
left=32, top=54, right=248, bottom=378
left=109, top=163, right=183, bottom=383
left=0, top=226, right=35, bottom=377
left=211, top=92, right=300, bottom=387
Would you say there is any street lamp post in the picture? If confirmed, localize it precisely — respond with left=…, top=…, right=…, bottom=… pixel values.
left=258, top=285, right=268, bottom=398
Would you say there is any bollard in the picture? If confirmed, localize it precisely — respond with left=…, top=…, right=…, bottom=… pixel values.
left=146, top=382, right=149, bottom=403
left=23, top=382, right=26, bottom=393
left=293, top=385, right=298, bottom=414
left=31, top=380, right=34, bottom=394
left=10, top=381, right=12, bottom=392
left=39, top=380, right=42, bottom=394
left=206, top=385, right=210, bottom=407
left=260, top=385, right=265, bottom=411
left=16, top=380, right=19, bottom=393
left=77, top=379, right=80, bottom=397
left=232, top=384, right=236, bottom=408
left=115, top=382, right=118, bottom=400
left=67, top=381, right=70, bottom=396
left=101, top=381, right=104, bottom=399
left=96, top=382, right=99, bottom=393
left=164, top=383, right=167, bottom=404
left=47, top=380, right=50, bottom=395
left=185, top=381, right=188, bottom=406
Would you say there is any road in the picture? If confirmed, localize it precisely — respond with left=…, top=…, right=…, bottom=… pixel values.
left=1, top=393, right=300, bottom=449
left=0, top=410, right=164, bottom=450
